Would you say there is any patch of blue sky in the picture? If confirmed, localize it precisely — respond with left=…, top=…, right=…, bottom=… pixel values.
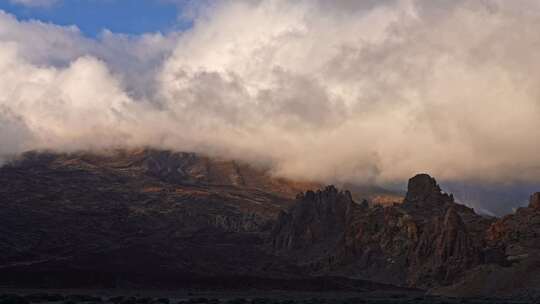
left=0, top=0, right=194, bottom=37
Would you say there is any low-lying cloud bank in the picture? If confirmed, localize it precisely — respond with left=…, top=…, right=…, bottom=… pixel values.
left=1, top=0, right=540, bottom=188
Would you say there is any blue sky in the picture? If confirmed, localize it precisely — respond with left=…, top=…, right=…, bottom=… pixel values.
left=0, top=0, right=194, bottom=37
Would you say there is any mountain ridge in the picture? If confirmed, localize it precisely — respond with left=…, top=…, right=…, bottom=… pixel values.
left=1, top=150, right=539, bottom=297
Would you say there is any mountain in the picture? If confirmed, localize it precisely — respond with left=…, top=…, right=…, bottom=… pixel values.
left=272, top=174, right=540, bottom=297
left=1, top=149, right=540, bottom=298
left=0, top=149, right=401, bottom=291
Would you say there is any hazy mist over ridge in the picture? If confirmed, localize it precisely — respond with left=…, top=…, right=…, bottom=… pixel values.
left=1, top=0, right=540, bottom=202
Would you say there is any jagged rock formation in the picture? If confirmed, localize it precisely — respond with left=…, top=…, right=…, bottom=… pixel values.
left=272, top=186, right=355, bottom=252
left=435, top=190, right=540, bottom=297
left=271, top=174, right=496, bottom=288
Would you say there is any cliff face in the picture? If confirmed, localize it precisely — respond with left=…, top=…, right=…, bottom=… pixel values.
left=271, top=174, right=495, bottom=288
left=433, top=191, right=540, bottom=298
left=272, top=186, right=356, bottom=252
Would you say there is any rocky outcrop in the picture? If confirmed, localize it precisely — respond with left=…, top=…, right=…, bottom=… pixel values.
left=408, top=206, right=483, bottom=287
left=435, top=191, right=540, bottom=298
left=272, top=186, right=355, bottom=252
left=487, top=192, right=540, bottom=247
left=403, top=174, right=454, bottom=209
left=271, top=174, right=493, bottom=289
left=530, top=192, right=540, bottom=210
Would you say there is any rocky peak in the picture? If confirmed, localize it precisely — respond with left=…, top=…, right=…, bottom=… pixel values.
left=271, top=185, right=355, bottom=252
left=529, top=192, right=540, bottom=210
left=403, top=174, right=454, bottom=209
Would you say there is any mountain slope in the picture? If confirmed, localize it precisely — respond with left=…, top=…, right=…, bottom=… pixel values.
left=0, top=149, right=399, bottom=290
left=0, top=149, right=311, bottom=287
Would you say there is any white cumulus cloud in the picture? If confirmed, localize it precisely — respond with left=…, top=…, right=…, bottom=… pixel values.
left=2, top=0, right=540, bottom=190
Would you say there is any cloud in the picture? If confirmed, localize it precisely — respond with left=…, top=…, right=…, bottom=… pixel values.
left=9, top=0, right=59, bottom=8
left=157, top=0, right=540, bottom=184
left=0, top=106, right=33, bottom=158
left=2, top=0, right=540, bottom=191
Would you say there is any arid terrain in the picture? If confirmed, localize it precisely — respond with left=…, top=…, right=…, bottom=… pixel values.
left=1, top=150, right=539, bottom=302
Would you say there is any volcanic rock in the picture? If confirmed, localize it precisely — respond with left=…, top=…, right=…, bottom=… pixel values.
left=271, top=174, right=493, bottom=288
left=530, top=192, right=540, bottom=210
left=403, top=174, right=454, bottom=211
left=272, top=185, right=356, bottom=258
